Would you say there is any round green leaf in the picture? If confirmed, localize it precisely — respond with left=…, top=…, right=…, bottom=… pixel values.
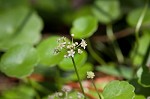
left=69, top=63, right=93, bottom=80
left=70, top=15, right=98, bottom=39
left=0, top=44, right=39, bottom=78
left=97, top=65, right=133, bottom=79
left=37, top=36, right=65, bottom=66
left=0, top=7, right=43, bottom=50
left=127, top=8, right=150, bottom=27
left=58, top=51, right=87, bottom=71
left=92, top=0, right=120, bottom=24
left=134, top=95, right=145, bottom=99
left=1, top=85, right=36, bottom=99
left=137, top=65, right=150, bottom=87
left=130, top=32, right=150, bottom=65
left=102, top=80, right=135, bottom=99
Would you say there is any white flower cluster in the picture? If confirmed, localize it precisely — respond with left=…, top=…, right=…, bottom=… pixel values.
left=54, top=34, right=87, bottom=58
left=87, top=71, right=95, bottom=79
left=48, top=86, right=84, bottom=99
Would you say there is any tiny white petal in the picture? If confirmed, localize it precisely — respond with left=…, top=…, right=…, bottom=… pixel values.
left=67, top=49, right=75, bottom=57
left=75, top=42, right=78, bottom=45
left=78, top=49, right=83, bottom=54
left=87, top=71, right=95, bottom=79
left=80, top=39, right=87, bottom=49
left=62, top=85, right=72, bottom=92
left=71, top=34, right=74, bottom=37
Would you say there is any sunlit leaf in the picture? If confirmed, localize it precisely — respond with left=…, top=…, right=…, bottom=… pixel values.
left=134, top=95, right=145, bottom=99
left=70, top=15, right=98, bottom=39
left=37, top=36, right=66, bottom=66
left=0, top=7, right=43, bottom=50
left=62, top=6, right=92, bottom=25
left=129, top=79, right=150, bottom=97
left=0, top=85, right=36, bottom=99
left=131, top=32, right=150, bottom=65
left=97, top=65, right=133, bottom=79
left=0, top=0, right=30, bottom=11
left=127, top=8, right=150, bottom=27
left=0, top=44, right=39, bottom=78
left=137, top=65, right=150, bottom=87
left=92, top=0, right=120, bottom=24
left=102, top=80, right=135, bottom=99
left=58, top=51, right=87, bottom=71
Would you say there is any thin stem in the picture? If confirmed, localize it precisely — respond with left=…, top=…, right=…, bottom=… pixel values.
left=91, top=79, right=102, bottom=99
left=71, top=57, right=86, bottom=99
left=106, top=24, right=124, bottom=63
left=27, top=78, right=41, bottom=99
left=87, top=39, right=106, bottom=65
left=142, top=42, right=150, bottom=66
left=131, top=0, right=149, bottom=63
left=135, top=0, right=149, bottom=46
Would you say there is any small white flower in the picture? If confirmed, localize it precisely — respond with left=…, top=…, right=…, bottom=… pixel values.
left=62, top=85, right=72, bottom=92
left=71, top=34, right=74, bottom=37
left=58, top=92, right=63, bottom=96
left=64, top=55, right=69, bottom=58
left=72, top=43, right=76, bottom=47
left=48, top=95, right=55, bottom=99
left=67, top=49, right=75, bottom=57
left=147, top=96, right=150, bottom=99
left=75, top=42, right=78, bottom=45
left=87, top=71, right=95, bottom=79
left=80, top=39, right=87, bottom=49
left=67, top=45, right=71, bottom=49
left=78, top=49, right=83, bottom=54
left=58, top=42, right=66, bottom=49
left=77, top=92, right=84, bottom=99
left=55, top=92, right=63, bottom=97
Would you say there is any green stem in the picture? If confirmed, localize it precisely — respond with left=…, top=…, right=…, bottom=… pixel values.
left=91, top=79, right=102, bottom=99
left=142, top=42, right=150, bottom=66
left=27, top=78, right=41, bottom=99
left=135, top=0, right=149, bottom=46
left=71, top=57, right=86, bottom=99
left=87, top=39, right=106, bottom=65
left=106, top=24, right=124, bottom=63
left=131, top=0, right=149, bottom=63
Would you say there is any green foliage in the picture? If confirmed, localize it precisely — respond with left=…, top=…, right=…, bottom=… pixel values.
left=130, top=79, right=150, bottom=97
left=102, top=80, right=135, bottom=99
left=137, top=65, right=150, bottom=87
left=0, top=0, right=30, bottom=11
left=0, top=85, right=36, bottom=99
left=37, top=36, right=66, bottom=66
left=131, top=32, right=150, bottom=65
left=127, top=8, right=150, bottom=27
left=69, top=63, right=93, bottom=80
left=58, top=51, right=87, bottom=71
left=97, top=65, right=133, bottom=79
left=70, top=15, right=98, bottom=39
left=0, top=0, right=150, bottom=99
left=134, top=95, right=145, bottom=99
left=0, top=44, right=39, bottom=78
left=0, top=7, right=43, bottom=50
left=92, top=0, right=120, bottom=24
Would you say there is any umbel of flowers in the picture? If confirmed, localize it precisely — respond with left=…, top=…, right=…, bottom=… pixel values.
left=54, top=34, right=87, bottom=99
left=54, top=34, right=87, bottom=58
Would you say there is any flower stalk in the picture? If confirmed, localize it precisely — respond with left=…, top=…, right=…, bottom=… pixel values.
left=54, top=34, right=88, bottom=99
left=87, top=71, right=102, bottom=99
left=71, top=57, right=86, bottom=99
left=91, top=79, right=102, bottom=99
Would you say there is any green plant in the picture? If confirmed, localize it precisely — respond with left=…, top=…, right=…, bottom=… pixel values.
left=0, top=0, right=150, bottom=99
